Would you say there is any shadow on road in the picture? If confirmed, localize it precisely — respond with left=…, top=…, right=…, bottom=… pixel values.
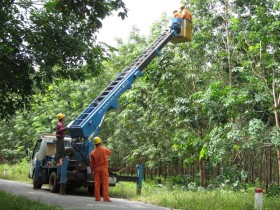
left=40, top=186, right=93, bottom=197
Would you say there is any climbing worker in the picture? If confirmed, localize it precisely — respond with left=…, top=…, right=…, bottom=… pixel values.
left=173, top=10, right=181, bottom=18
left=179, top=3, right=192, bottom=22
left=89, top=136, right=112, bottom=202
left=54, top=113, right=68, bottom=165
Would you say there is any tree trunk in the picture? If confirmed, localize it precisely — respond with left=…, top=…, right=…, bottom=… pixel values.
left=265, top=147, right=269, bottom=190
left=273, top=81, right=280, bottom=183
left=164, top=164, right=167, bottom=180
left=199, top=159, right=207, bottom=187
left=223, top=0, right=232, bottom=87
left=260, top=149, right=263, bottom=185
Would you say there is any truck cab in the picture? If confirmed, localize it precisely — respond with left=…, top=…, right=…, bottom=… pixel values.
left=28, top=134, right=72, bottom=179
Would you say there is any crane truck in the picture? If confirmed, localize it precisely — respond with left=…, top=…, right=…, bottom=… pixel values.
left=28, top=17, right=192, bottom=195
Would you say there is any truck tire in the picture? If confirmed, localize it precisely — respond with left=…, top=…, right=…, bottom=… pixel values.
left=63, top=148, right=76, bottom=160
left=33, top=173, right=42, bottom=189
left=49, top=171, right=59, bottom=193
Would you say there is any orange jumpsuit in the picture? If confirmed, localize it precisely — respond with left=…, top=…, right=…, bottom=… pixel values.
left=89, top=145, right=111, bottom=201
left=181, top=8, right=192, bottom=22
left=173, top=11, right=181, bottom=18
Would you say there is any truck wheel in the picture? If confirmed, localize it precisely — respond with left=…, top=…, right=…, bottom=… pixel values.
left=63, top=148, right=76, bottom=160
left=49, top=171, right=59, bottom=193
left=33, top=174, right=42, bottom=189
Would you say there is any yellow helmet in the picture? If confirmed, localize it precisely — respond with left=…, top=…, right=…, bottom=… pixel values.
left=57, top=113, right=65, bottom=120
left=94, top=137, right=102, bottom=145
left=180, top=3, right=185, bottom=8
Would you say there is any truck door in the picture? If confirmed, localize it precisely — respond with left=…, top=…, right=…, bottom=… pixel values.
left=29, top=139, right=42, bottom=178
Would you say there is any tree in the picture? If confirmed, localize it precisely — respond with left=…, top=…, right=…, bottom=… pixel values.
left=0, top=0, right=127, bottom=118
left=2, top=0, right=280, bottom=188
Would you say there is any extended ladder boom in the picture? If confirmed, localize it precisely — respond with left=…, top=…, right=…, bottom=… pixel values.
left=69, top=30, right=176, bottom=138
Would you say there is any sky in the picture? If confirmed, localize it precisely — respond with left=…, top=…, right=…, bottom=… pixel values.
left=97, top=0, right=182, bottom=46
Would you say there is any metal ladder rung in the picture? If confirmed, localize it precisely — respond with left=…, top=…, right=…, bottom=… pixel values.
left=119, top=72, right=128, bottom=76
left=122, top=68, right=130, bottom=73
left=78, top=114, right=89, bottom=120
left=111, top=81, right=119, bottom=86
left=103, top=90, right=111, bottom=94
left=106, top=86, right=114, bottom=91
left=97, top=96, right=105, bottom=101
left=115, top=77, right=123, bottom=81
left=72, top=119, right=83, bottom=125
left=101, top=91, right=110, bottom=96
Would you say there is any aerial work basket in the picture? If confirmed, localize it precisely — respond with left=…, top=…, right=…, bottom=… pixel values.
left=169, top=18, right=192, bottom=43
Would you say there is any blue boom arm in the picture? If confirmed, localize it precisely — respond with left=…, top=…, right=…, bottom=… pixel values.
left=68, top=19, right=184, bottom=160
left=69, top=31, right=178, bottom=138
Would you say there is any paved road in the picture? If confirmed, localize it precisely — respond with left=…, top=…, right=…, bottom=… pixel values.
left=0, top=179, right=172, bottom=210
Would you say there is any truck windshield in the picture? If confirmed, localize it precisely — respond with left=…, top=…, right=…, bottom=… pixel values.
left=32, top=139, right=42, bottom=159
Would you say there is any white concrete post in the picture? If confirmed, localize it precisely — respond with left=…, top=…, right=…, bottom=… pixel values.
left=254, top=188, right=263, bottom=210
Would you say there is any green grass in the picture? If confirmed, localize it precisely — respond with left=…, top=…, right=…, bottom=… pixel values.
left=109, top=181, right=280, bottom=210
left=0, top=161, right=30, bottom=182
left=0, top=190, right=63, bottom=210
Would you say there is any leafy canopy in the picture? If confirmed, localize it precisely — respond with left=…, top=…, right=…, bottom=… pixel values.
left=0, top=0, right=127, bottom=118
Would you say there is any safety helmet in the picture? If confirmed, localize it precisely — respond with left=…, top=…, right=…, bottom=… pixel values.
left=94, top=136, right=102, bottom=145
left=57, top=113, right=65, bottom=120
left=180, top=3, right=185, bottom=8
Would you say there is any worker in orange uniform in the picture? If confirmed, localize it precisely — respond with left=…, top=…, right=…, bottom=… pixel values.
left=173, top=10, right=181, bottom=18
left=89, top=136, right=112, bottom=202
left=179, top=3, right=192, bottom=22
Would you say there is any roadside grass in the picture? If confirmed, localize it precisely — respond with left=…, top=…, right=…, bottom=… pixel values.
left=1, top=162, right=280, bottom=210
left=109, top=181, right=280, bottom=210
left=0, top=190, right=63, bottom=210
left=0, top=160, right=30, bottom=182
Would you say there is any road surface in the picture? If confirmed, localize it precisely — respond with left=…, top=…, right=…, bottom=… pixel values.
left=0, top=179, right=172, bottom=210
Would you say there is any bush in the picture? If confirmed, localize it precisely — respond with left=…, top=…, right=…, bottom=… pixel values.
left=266, top=184, right=280, bottom=197
left=0, top=160, right=30, bottom=182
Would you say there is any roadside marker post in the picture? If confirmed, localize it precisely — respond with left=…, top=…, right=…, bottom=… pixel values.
left=254, top=187, right=263, bottom=210
left=136, top=164, right=143, bottom=195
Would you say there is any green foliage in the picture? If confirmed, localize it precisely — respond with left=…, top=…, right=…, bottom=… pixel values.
left=0, top=76, right=112, bottom=161
left=266, top=184, right=280, bottom=197
left=271, top=129, right=280, bottom=147
left=0, top=0, right=34, bottom=118
left=0, top=0, right=127, bottom=118
left=0, top=190, right=62, bottom=210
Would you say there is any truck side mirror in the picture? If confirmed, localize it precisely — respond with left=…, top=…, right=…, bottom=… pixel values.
left=25, top=148, right=31, bottom=161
